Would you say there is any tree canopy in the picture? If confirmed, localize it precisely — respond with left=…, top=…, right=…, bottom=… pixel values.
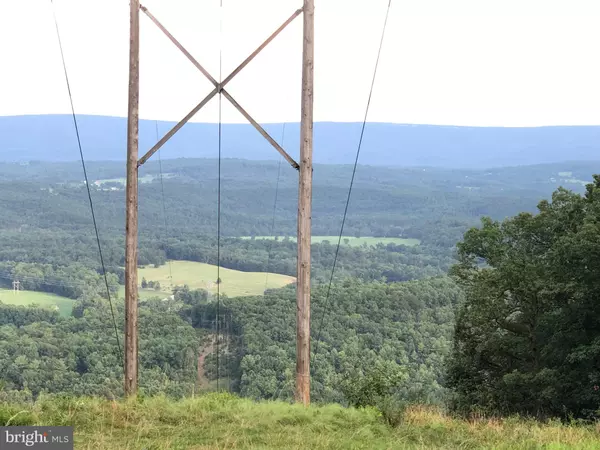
left=448, top=176, right=600, bottom=419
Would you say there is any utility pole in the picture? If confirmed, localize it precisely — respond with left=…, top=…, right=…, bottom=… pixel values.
left=296, top=0, right=314, bottom=407
left=128, top=1, right=306, bottom=399
left=124, top=0, right=140, bottom=397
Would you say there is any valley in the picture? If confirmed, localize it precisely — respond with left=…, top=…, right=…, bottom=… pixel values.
left=0, top=157, right=599, bottom=444
left=3, top=0, right=600, bottom=441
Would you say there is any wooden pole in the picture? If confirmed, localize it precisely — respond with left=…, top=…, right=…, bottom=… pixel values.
left=296, top=0, right=314, bottom=406
left=125, top=0, right=140, bottom=397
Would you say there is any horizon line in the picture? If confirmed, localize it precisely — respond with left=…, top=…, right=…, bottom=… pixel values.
left=2, top=113, right=600, bottom=129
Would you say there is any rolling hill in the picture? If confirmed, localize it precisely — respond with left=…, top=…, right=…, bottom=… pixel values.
left=2, top=114, right=600, bottom=168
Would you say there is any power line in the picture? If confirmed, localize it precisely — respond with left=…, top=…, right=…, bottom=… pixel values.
left=50, top=0, right=122, bottom=362
left=264, top=123, right=286, bottom=293
left=313, top=0, right=392, bottom=359
left=155, top=121, right=174, bottom=291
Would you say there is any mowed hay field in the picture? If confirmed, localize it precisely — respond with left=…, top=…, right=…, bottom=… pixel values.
left=138, top=261, right=295, bottom=298
left=242, top=236, right=421, bottom=247
left=117, top=286, right=173, bottom=301
left=0, top=288, right=74, bottom=316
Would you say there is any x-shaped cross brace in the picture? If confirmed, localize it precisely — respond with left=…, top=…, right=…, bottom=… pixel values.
left=137, top=4, right=301, bottom=170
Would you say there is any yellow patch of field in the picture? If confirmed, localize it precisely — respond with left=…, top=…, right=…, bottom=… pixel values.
left=137, top=261, right=295, bottom=298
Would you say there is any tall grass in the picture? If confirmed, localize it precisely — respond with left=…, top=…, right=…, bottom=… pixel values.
left=0, top=393, right=598, bottom=449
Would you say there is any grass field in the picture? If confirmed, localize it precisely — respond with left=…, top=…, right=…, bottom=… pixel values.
left=0, top=288, right=74, bottom=316
left=117, top=286, right=172, bottom=301
left=2, top=393, right=599, bottom=449
left=242, top=236, right=421, bottom=247
left=134, top=261, right=294, bottom=298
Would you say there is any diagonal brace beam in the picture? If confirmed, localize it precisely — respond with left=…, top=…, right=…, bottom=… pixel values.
left=221, top=89, right=299, bottom=170
left=138, top=5, right=302, bottom=169
left=222, top=8, right=303, bottom=87
left=140, top=5, right=218, bottom=87
left=138, top=88, right=218, bottom=167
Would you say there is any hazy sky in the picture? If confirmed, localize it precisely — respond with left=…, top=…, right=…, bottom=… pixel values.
left=1, top=0, right=599, bottom=126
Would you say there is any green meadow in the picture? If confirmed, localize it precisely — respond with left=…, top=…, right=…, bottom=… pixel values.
left=0, top=288, right=74, bottom=317
left=134, top=260, right=295, bottom=298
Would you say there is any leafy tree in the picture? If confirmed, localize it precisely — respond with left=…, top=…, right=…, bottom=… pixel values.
left=340, top=360, right=406, bottom=408
left=448, top=177, right=600, bottom=419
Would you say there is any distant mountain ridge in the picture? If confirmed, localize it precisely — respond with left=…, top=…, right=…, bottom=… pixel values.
left=1, top=114, right=599, bottom=168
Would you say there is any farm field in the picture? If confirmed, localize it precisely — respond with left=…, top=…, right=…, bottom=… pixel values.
left=136, top=260, right=295, bottom=298
left=241, top=235, right=421, bottom=247
left=117, top=286, right=172, bottom=301
left=0, top=288, right=74, bottom=317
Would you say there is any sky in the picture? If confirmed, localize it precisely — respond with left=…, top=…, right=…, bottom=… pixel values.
left=0, top=0, right=599, bottom=127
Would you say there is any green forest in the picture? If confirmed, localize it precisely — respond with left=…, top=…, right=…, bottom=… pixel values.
left=1, top=158, right=600, bottom=429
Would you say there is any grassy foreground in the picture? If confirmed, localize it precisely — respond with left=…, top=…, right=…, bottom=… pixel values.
left=0, top=288, right=74, bottom=316
left=1, top=393, right=598, bottom=449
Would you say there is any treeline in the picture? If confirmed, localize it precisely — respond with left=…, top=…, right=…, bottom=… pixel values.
left=0, top=261, right=119, bottom=299
left=173, top=176, right=600, bottom=419
left=1, top=158, right=577, bottom=249
left=176, top=277, right=463, bottom=405
left=0, top=298, right=202, bottom=401
left=0, top=229, right=452, bottom=292
left=0, top=276, right=461, bottom=406
left=448, top=176, right=600, bottom=420
left=0, top=229, right=166, bottom=270
left=163, top=236, right=453, bottom=283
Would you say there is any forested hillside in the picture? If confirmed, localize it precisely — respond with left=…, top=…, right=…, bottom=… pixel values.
left=0, top=158, right=593, bottom=298
left=1, top=157, right=600, bottom=425
left=179, top=277, right=463, bottom=404
left=2, top=158, right=597, bottom=241
left=0, top=278, right=462, bottom=404
left=0, top=298, right=200, bottom=400
left=2, top=115, right=600, bottom=168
